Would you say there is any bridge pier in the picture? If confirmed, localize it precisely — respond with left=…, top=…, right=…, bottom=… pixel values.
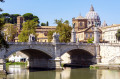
left=49, top=57, right=62, bottom=70
left=0, top=59, right=6, bottom=75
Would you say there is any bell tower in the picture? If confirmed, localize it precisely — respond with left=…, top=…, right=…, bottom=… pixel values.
left=17, top=16, right=24, bottom=31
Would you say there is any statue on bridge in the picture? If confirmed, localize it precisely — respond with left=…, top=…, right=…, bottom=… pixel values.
left=71, top=23, right=76, bottom=43
left=52, top=32, right=60, bottom=43
left=28, top=34, right=36, bottom=42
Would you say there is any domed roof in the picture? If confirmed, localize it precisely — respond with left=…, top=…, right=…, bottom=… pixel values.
left=85, top=5, right=100, bottom=20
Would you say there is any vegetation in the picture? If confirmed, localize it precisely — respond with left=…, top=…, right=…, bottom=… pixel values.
left=46, top=21, right=49, bottom=26
left=41, top=21, right=49, bottom=26
left=116, top=29, right=120, bottom=41
left=0, top=0, right=4, bottom=11
left=18, top=20, right=38, bottom=42
left=0, top=13, right=40, bottom=24
left=2, top=24, right=17, bottom=42
left=0, top=13, right=20, bottom=24
left=47, top=31, right=55, bottom=42
left=23, top=13, right=39, bottom=23
left=47, top=19, right=72, bottom=43
left=41, top=23, right=46, bottom=26
left=6, top=62, right=27, bottom=65
left=0, top=18, right=8, bottom=48
left=87, top=37, right=94, bottom=43
left=89, top=66, right=99, bottom=69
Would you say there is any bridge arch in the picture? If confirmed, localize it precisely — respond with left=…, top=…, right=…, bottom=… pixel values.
left=61, top=48, right=95, bottom=66
left=5, top=45, right=55, bottom=69
left=6, top=45, right=54, bottom=58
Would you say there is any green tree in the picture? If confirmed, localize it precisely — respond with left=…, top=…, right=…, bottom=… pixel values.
left=23, top=13, right=39, bottom=23
left=41, top=23, right=46, bottom=26
left=87, top=37, right=94, bottom=43
left=18, top=20, right=38, bottom=42
left=10, top=14, right=20, bottom=24
left=116, top=29, right=120, bottom=40
left=47, top=31, right=55, bottom=42
left=0, top=0, right=5, bottom=11
left=2, top=24, right=17, bottom=42
left=46, top=21, right=49, bottom=26
left=1, top=13, right=10, bottom=23
left=0, top=18, right=8, bottom=48
left=47, top=19, right=72, bottom=43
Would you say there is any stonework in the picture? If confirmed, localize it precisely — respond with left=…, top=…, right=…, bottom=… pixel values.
left=0, top=42, right=97, bottom=72
left=99, top=43, right=120, bottom=64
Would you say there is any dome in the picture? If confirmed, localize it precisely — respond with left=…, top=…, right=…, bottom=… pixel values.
left=85, top=5, right=100, bottom=20
left=86, top=11, right=100, bottom=20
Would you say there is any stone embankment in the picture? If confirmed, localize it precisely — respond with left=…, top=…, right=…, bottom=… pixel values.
left=90, top=64, right=120, bottom=70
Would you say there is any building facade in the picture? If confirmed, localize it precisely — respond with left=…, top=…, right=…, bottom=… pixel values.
left=72, top=5, right=102, bottom=42
left=100, top=24, right=120, bottom=43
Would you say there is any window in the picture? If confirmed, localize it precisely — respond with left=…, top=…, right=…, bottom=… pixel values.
left=90, top=33, right=92, bottom=38
left=86, top=34, right=88, bottom=38
left=80, top=22, right=83, bottom=26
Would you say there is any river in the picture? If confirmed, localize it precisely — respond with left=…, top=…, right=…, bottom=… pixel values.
left=1, top=65, right=120, bottom=79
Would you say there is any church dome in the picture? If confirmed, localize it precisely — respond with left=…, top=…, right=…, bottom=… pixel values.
left=85, top=5, right=100, bottom=20
left=85, top=5, right=101, bottom=26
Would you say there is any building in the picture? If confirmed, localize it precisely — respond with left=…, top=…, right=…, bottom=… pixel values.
left=15, top=16, right=56, bottom=42
left=8, top=51, right=28, bottom=62
left=100, top=24, right=120, bottom=43
left=72, top=5, right=102, bottom=42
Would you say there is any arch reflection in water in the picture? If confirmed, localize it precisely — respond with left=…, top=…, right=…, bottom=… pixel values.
left=2, top=65, right=120, bottom=79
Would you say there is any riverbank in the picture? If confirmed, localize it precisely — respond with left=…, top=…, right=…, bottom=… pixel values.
left=6, top=62, right=27, bottom=65
left=90, top=64, right=120, bottom=70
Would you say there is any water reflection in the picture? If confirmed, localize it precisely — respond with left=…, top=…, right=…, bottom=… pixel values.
left=0, top=65, right=120, bottom=79
left=97, top=69, right=120, bottom=79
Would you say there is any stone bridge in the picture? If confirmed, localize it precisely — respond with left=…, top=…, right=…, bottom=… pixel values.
left=0, top=42, right=100, bottom=74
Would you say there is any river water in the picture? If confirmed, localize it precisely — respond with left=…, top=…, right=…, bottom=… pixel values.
left=1, top=65, right=120, bottom=79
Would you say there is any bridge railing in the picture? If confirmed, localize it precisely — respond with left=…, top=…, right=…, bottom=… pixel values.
left=8, top=42, right=53, bottom=45
left=58, top=42, right=95, bottom=45
left=8, top=42, right=95, bottom=46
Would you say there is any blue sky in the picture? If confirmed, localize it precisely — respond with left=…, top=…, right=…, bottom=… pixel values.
left=1, top=0, right=120, bottom=26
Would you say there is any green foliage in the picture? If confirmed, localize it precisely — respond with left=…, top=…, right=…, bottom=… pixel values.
left=10, top=14, right=20, bottom=24
left=18, top=20, right=38, bottom=42
left=0, top=0, right=4, bottom=11
left=3, top=24, right=17, bottom=42
left=0, top=18, right=8, bottom=48
left=0, top=13, right=20, bottom=24
left=23, top=13, right=39, bottom=23
left=87, top=37, right=94, bottom=43
left=6, top=62, right=27, bottom=65
left=46, top=21, right=49, bottom=26
left=47, top=19, right=72, bottom=43
left=41, top=22, right=46, bottom=26
left=47, top=31, right=55, bottom=42
left=0, top=0, right=4, bottom=2
left=0, top=18, right=5, bottom=30
left=116, top=29, right=120, bottom=41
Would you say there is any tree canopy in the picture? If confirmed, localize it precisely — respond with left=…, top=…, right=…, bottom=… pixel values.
left=0, top=13, right=20, bottom=24
left=2, top=24, right=17, bottom=42
left=47, top=19, right=72, bottom=43
left=0, top=18, right=8, bottom=48
left=18, top=20, right=38, bottom=42
left=23, top=13, right=39, bottom=23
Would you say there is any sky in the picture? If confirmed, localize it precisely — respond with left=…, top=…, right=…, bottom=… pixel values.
left=1, top=0, right=120, bottom=26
